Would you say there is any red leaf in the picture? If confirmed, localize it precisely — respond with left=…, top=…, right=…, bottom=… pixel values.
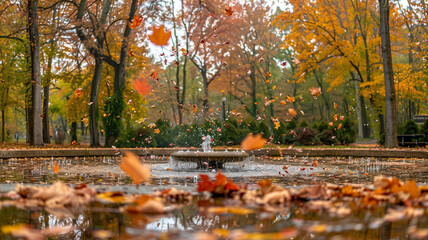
left=197, top=175, right=214, bottom=192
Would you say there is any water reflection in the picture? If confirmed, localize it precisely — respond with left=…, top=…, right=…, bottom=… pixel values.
left=1, top=155, right=428, bottom=239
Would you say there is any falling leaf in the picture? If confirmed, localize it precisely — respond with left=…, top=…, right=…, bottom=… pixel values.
left=334, top=102, right=338, bottom=109
left=180, top=48, right=187, bottom=55
left=224, top=7, right=233, bottom=16
left=241, top=133, right=267, bottom=150
left=333, top=114, right=338, bottom=122
left=309, top=87, right=322, bottom=97
left=129, top=14, right=143, bottom=29
left=266, top=72, right=272, bottom=78
left=150, top=70, right=158, bottom=80
left=313, top=160, right=319, bottom=167
left=154, top=128, right=160, bottom=134
left=119, top=152, right=150, bottom=184
left=286, top=95, right=295, bottom=103
left=288, top=108, right=297, bottom=116
left=148, top=25, right=171, bottom=46
left=280, top=100, right=286, bottom=106
left=133, top=78, right=152, bottom=95
left=52, top=162, right=60, bottom=174
left=274, top=121, right=280, bottom=129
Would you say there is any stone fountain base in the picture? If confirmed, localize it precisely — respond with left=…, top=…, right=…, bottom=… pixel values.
left=170, top=151, right=249, bottom=169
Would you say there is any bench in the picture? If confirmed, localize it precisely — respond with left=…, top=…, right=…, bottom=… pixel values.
left=397, top=134, right=426, bottom=147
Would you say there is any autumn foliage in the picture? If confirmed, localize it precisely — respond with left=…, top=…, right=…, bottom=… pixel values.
left=197, top=171, right=239, bottom=195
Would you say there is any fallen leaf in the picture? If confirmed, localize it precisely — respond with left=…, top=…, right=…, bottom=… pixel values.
left=52, top=162, right=60, bottom=174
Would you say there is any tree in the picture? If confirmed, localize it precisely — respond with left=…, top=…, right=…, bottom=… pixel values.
left=75, top=0, right=112, bottom=146
left=379, top=0, right=398, bottom=147
left=28, top=0, right=43, bottom=146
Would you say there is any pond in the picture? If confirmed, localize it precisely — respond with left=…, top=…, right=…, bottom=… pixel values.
left=1, top=155, right=428, bottom=239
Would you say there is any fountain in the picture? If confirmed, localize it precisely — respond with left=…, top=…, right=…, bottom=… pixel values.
left=170, top=135, right=249, bottom=170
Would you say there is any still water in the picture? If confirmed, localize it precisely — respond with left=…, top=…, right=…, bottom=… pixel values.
left=0, top=155, right=427, bottom=239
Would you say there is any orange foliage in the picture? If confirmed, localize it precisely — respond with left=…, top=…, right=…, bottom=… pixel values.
left=52, top=162, right=60, bottom=174
left=129, top=14, right=143, bottom=29
left=197, top=171, right=239, bottom=195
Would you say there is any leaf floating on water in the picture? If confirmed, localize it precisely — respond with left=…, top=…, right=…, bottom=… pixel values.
left=119, top=152, right=150, bottom=184
left=52, top=162, right=60, bottom=174
left=241, top=133, right=267, bottom=150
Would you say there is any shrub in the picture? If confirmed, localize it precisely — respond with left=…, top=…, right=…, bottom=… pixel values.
left=421, top=118, right=428, bottom=142
left=317, top=129, right=339, bottom=145
left=403, top=120, right=419, bottom=134
left=115, top=125, right=155, bottom=148
left=336, top=118, right=356, bottom=144
left=312, top=121, right=329, bottom=133
left=296, top=127, right=318, bottom=145
left=299, top=120, right=308, bottom=128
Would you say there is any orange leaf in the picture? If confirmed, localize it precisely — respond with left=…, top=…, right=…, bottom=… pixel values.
left=148, top=25, right=171, bottom=46
left=197, top=175, right=215, bottom=192
left=334, top=102, right=338, bottom=109
left=215, top=171, right=227, bottom=186
left=224, top=7, right=233, bottom=16
left=309, top=87, right=322, bottom=97
left=52, top=162, right=60, bottom=174
left=133, top=78, right=151, bottom=95
left=119, top=152, right=150, bottom=184
left=225, top=180, right=239, bottom=191
left=266, top=72, right=272, bottom=78
left=241, top=133, right=267, bottom=150
left=286, top=95, right=295, bottom=103
left=288, top=108, right=297, bottom=116
left=313, top=160, right=319, bottom=167
left=129, top=14, right=143, bottom=29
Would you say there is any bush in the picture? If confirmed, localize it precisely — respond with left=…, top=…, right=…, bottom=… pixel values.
left=336, top=118, right=356, bottom=144
left=317, top=129, right=339, bottom=145
left=296, top=127, right=319, bottom=145
left=312, top=121, right=329, bottom=133
left=115, top=125, right=155, bottom=148
left=299, top=120, right=308, bottom=128
left=421, top=118, right=428, bottom=142
left=403, top=120, right=419, bottom=134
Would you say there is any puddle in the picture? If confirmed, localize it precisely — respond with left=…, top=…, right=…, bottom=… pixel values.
left=0, top=155, right=427, bottom=239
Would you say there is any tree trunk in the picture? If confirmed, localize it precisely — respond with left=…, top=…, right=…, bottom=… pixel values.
left=379, top=0, right=398, bottom=148
left=28, top=0, right=43, bottom=146
left=43, top=86, right=50, bottom=143
left=202, top=70, right=209, bottom=116
left=71, top=122, right=77, bottom=142
left=89, top=58, right=103, bottom=147
left=1, top=110, right=5, bottom=142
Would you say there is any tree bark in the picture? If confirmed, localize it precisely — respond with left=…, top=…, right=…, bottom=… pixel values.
left=1, top=110, right=5, bottom=142
left=28, top=0, right=43, bottom=146
left=379, top=0, right=398, bottom=148
left=89, top=58, right=103, bottom=147
left=43, top=85, right=50, bottom=143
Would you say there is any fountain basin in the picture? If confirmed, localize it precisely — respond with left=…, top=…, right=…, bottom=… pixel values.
left=170, top=151, right=249, bottom=169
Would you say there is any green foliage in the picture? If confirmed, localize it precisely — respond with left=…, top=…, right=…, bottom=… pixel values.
left=335, top=118, right=356, bottom=144
left=403, top=120, right=419, bottom=134
left=299, top=120, right=308, bottom=128
left=317, top=129, right=339, bottom=145
left=102, top=91, right=125, bottom=146
left=421, top=118, right=428, bottom=142
left=115, top=125, right=155, bottom=148
left=312, top=121, right=329, bottom=133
